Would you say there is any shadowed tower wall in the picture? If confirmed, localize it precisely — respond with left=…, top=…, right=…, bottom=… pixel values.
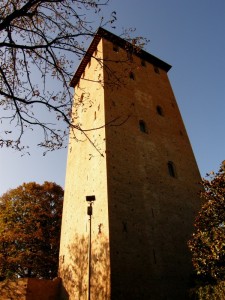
left=59, top=28, right=201, bottom=300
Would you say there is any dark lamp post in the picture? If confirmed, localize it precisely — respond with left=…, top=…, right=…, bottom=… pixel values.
left=86, top=195, right=96, bottom=300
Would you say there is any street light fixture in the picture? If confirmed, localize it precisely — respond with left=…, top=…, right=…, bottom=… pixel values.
left=86, top=195, right=96, bottom=300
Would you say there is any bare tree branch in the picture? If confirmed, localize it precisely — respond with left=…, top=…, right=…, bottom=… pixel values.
left=0, top=0, right=114, bottom=152
left=0, top=0, right=148, bottom=153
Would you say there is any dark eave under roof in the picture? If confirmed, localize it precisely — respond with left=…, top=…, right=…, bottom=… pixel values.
left=70, top=27, right=172, bottom=88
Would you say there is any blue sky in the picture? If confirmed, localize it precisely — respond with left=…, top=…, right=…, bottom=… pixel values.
left=0, top=0, right=225, bottom=195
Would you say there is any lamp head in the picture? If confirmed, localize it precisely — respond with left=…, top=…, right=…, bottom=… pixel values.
left=86, top=195, right=96, bottom=202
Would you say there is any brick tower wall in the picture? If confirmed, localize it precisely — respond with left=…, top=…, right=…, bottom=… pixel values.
left=102, top=38, right=201, bottom=300
left=59, top=40, right=110, bottom=300
left=59, top=30, right=201, bottom=300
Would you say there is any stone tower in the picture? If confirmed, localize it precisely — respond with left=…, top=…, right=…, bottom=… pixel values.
left=59, top=28, right=201, bottom=300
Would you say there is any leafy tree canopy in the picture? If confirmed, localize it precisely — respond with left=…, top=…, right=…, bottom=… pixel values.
left=188, top=161, right=225, bottom=281
left=0, top=181, right=64, bottom=280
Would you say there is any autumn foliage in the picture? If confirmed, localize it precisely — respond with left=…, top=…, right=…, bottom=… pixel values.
left=0, top=182, right=63, bottom=280
left=188, top=162, right=225, bottom=281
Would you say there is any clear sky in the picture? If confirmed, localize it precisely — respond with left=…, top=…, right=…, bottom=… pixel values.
left=0, top=0, right=225, bottom=195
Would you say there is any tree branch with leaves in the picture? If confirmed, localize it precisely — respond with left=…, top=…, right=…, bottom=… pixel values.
left=188, top=161, right=225, bottom=282
left=0, top=181, right=64, bottom=280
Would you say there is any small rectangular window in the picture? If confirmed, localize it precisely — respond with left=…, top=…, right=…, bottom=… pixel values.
left=141, top=59, right=146, bottom=67
left=168, top=161, right=176, bottom=178
left=139, top=120, right=147, bottom=133
left=156, top=105, right=164, bottom=116
left=129, top=72, right=135, bottom=80
left=113, top=44, right=119, bottom=52
left=154, top=66, right=160, bottom=74
left=79, top=93, right=84, bottom=103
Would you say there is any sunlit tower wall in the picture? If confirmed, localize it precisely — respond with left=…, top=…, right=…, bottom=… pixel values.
left=59, top=28, right=201, bottom=300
